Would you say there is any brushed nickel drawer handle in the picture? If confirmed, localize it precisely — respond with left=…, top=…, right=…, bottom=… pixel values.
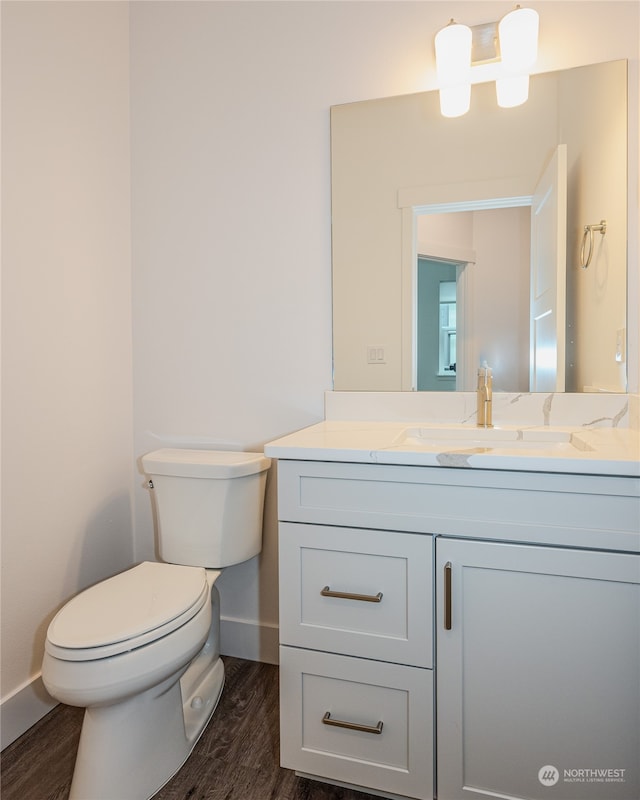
left=322, top=711, right=383, bottom=735
left=321, top=585, right=383, bottom=603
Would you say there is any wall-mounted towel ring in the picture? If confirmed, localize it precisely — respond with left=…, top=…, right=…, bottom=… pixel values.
left=580, top=220, right=607, bottom=269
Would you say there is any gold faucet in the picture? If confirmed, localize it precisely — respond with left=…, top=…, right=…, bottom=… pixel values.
left=477, top=364, right=493, bottom=428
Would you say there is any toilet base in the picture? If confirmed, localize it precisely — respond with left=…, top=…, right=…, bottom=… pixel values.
left=69, top=640, right=225, bottom=799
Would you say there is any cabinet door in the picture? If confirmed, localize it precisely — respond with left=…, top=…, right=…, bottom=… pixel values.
left=436, top=539, right=640, bottom=800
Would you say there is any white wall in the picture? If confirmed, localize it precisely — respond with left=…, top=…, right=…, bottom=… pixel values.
left=1, top=2, right=133, bottom=746
left=2, top=0, right=638, bottom=748
left=561, top=60, right=629, bottom=392
left=129, top=0, right=638, bottom=663
left=472, top=207, right=532, bottom=392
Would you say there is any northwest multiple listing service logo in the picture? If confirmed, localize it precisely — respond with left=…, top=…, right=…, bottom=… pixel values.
left=538, top=766, right=560, bottom=787
left=538, top=764, right=627, bottom=788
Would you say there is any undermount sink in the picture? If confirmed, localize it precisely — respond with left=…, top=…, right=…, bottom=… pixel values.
left=394, top=425, right=590, bottom=452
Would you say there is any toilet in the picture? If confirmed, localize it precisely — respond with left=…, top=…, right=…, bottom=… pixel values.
left=42, top=448, right=271, bottom=800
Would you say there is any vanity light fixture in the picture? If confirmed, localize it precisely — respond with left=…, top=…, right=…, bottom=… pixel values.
left=434, top=5, right=539, bottom=117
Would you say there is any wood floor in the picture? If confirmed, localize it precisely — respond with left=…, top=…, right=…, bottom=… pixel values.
left=0, top=657, right=381, bottom=800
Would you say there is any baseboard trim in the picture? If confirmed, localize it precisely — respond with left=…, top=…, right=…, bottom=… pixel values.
left=1, top=674, right=57, bottom=750
left=220, top=616, right=279, bottom=665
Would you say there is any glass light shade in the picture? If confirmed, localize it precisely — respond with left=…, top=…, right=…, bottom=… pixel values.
left=435, top=21, right=472, bottom=86
left=498, top=6, right=539, bottom=71
left=439, top=84, right=471, bottom=118
left=496, top=74, right=530, bottom=107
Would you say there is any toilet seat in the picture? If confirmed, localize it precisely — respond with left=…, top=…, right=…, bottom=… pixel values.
left=46, top=562, right=209, bottom=662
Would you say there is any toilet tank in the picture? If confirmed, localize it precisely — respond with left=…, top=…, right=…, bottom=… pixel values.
left=141, top=449, right=271, bottom=568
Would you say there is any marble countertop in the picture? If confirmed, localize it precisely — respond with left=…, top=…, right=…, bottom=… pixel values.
left=264, top=420, right=640, bottom=477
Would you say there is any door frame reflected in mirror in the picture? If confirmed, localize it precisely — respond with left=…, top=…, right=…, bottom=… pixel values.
left=405, top=193, right=534, bottom=392
left=407, top=143, right=568, bottom=395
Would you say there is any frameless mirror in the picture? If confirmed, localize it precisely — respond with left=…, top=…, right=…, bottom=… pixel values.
left=331, top=60, right=628, bottom=392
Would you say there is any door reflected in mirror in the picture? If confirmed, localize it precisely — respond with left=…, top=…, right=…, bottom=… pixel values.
left=331, top=60, right=629, bottom=393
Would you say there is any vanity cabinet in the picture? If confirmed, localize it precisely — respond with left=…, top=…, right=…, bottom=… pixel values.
left=436, top=538, right=640, bottom=800
left=274, top=458, right=639, bottom=800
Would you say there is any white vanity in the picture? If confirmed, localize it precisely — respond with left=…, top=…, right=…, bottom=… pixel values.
left=265, top=392, right=640, bottom=800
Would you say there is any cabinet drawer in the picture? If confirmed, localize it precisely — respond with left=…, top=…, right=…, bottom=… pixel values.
left=280, top=646, right=433, bottom=800
left=279, top=522, right=432, bottom=667
left=276, top=460, right=640, bottom=552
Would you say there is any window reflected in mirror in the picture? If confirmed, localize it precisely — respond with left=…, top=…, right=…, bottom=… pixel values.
left=439, top=281, right=457, bottom=378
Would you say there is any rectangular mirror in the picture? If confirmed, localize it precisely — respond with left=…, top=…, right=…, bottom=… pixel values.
left=331, top=60, right=628, bottom=393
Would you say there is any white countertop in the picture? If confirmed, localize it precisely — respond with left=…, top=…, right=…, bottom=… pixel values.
left=264, top=420, right=640, bottom=477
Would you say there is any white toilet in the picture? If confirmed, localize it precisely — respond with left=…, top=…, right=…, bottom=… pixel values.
left=42, top=448, right=271, bottom=800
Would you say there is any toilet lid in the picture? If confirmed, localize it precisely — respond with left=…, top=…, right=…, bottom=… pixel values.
left=47, top=562, right=208, bottom=658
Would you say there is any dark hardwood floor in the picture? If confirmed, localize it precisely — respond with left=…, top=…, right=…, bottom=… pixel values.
left=1, top=657, right=381, bottom=800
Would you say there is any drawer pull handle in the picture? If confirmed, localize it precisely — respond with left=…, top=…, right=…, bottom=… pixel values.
left=444, top=561, right=452, bottom=630
left=321, top=585, right=383, bottom=603
left=322, top=711, right=383, bottom=735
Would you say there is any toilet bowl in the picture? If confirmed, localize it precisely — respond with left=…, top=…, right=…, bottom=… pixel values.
left=42, top=449, right=270, bottom=800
